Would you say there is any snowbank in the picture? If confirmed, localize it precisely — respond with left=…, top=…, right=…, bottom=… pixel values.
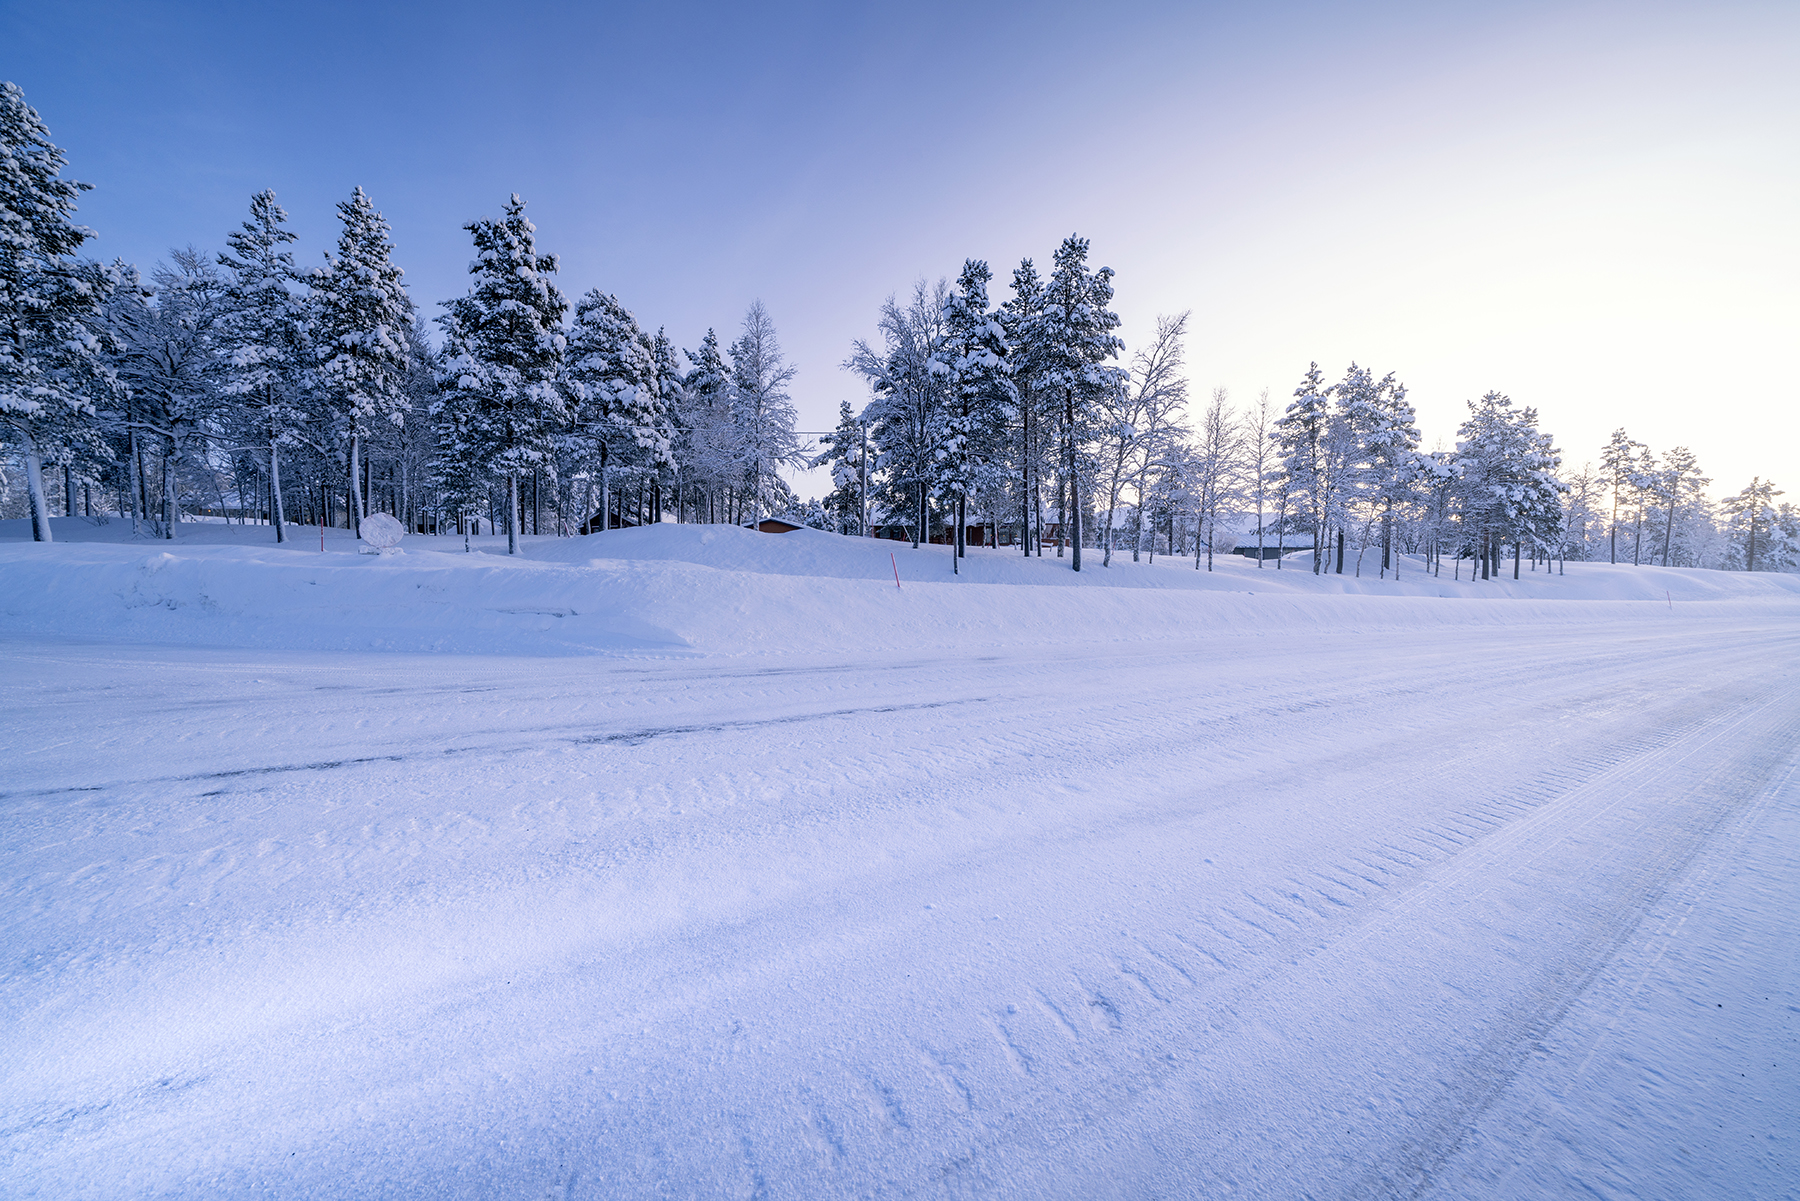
left=2, top=517, right=1795, bottom=657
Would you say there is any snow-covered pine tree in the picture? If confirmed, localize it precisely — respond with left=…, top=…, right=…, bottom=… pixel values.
left=564, top=289, right=666, bottom=533
left=1336, top=367, right=1421, bottom=577
left=109, top=248, right=231, bottom=538
left=1650, top=447, right=1708, bottom=568
left=394, top=314, right=439, bottom=533
left=1272, top=363, right=1330, bottom=574
left=680, top=329, right=738, bottom=522
left=1454, top=392, right=1564, bottom=579
left=312, top=186, right=411, bottom=538
left=649, top=328, right=683, bottom=523
left=217, top=190, right=307, bottom=542
left=931, top=258, right=1014, bottom=567
left=847, top=282, right=947, bottom=546
left=810, top=399, right=870, bottom=535
left=427, top=322, right=488, bottom=543
left=1318, top=362, right=1379, bottom=574
left=1022, top=236, right=1125, bottom=571
left=0, top=81, right=120, bottom=542
left=1626, top=448, right=1664, bottom=567
left=436, top=195, right=567, bottom=554
left=1000, top=259, right=1047, bottom=556
left=1721, top=477, right=1783, bottom=571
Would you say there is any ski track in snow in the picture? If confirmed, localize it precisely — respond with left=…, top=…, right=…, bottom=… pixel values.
left=1, top=537, right=1796, bottom=1197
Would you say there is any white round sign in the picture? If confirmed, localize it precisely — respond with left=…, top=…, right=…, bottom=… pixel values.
left=361, top=512, right=405, bottom=550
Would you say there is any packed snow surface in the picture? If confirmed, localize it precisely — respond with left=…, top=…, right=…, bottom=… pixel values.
left=2, top=519, right=1796, bottom=1198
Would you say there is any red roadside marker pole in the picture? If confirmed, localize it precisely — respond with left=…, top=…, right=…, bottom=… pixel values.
left=892, top=552, right=901, bottom=590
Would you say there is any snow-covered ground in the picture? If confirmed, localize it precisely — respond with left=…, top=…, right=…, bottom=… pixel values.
left=2, top=519, right=1795, bottom=1198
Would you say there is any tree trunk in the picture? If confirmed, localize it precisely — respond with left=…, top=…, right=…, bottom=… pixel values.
left=598, top=444, right=610, bottom=534
left=270, top=435, right=287, bottom=544
left=349, top=432, right=364, bottom=538
left=1072, top=478, right=1083, bottom=572
left=507, top=473, right=519, bottom=554
left=1662, top=486, right=1677, bottom=566
left=162, top=436, right=177, bottom=538
left=21, top=434, right=53, bottom=542
left=1020, top=404, right=1031, bottom=556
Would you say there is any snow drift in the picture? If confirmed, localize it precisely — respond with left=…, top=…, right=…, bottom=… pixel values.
left=2, top=518, right=1796, bottom=657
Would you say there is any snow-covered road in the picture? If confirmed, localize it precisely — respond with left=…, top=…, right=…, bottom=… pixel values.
left=3, top=608, right=1796, bottom=1198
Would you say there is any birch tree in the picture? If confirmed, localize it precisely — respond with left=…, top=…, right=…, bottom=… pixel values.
left=729, top=300, right=803, bottom=522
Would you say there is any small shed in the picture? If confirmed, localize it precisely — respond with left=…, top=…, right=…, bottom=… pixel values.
left=581, top=511, right=640, bottom=535
left=1233, top=536, right=1313, bottom=560
left=752, top=517, right=804, bottom=534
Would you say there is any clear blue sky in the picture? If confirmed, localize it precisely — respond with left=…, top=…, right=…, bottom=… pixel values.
left=7, top=0, right=1795, bottom=497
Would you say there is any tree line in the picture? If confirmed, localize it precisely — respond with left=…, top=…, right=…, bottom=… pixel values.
left=4, top=81, right=1794, bottom=573
left=1, top=84, right=805, bottom=552
left=821, top=261, right=1792, bottom=577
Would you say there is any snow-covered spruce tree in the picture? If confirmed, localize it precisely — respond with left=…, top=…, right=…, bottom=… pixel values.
left=729, top=300, right=802, bottom=523
left=930, top=258, right=1014, bottom=566
left=680, top=329, right=738, bottom=522
left=435, top=195, right=567, bottom=554
left=810, top=398, right=870, bottom=535
left=1314, top=363, right=1374, bottom=574
left=847, top=280, right=949, bottom=547
left=564, top=289, right=668, bottom=533
left=1454, top=391, right=1563, bottom=579
left=649, top=328, right=684, bottom=524
left=1766, top=502, right=1800, bottom=573
left=109, top=248, right=231, bottom=538
left=1336, top=366, right=1421, bottom=577
left=217, top=190, right=307, bottom=542
left=1020, top=235, right=1125, bottom=571
left=1000, top=258, right=1049, bottom=555
left=312, top=186, right=411, bottom=538
left=0, top=81, right=119, bottom=542
left=1721, top=477, right=1784, bottom=571
left=427, top=314, right=488, bottom=542
left=392, top=315, right=440, bottom=533
left=1272, top=363, right=1330, bottom=574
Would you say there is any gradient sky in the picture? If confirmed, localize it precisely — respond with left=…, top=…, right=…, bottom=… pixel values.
left=7, top=0, right=1795, bottom=500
